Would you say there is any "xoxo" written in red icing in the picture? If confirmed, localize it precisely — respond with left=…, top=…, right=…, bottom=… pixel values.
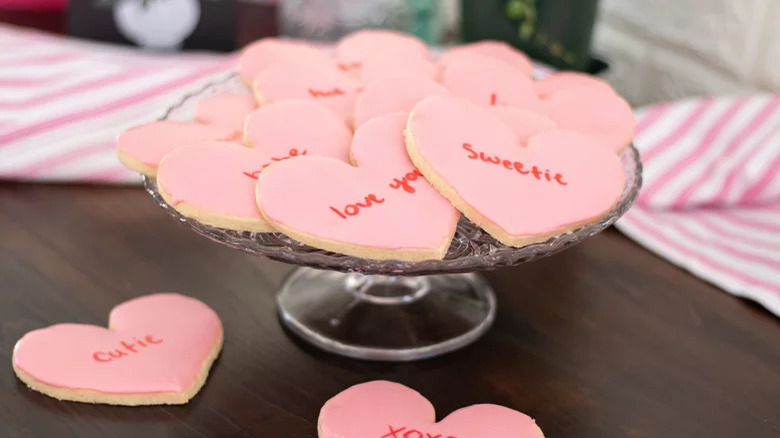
left=308, top=88, right=346, bottom=98
left=382, top=425, right=457, bottom=438
left=463, top=143, right=568, bottom=186
left=330, top=194, right=386, bottom=219
left=243, top=149, right=307, bottom=180
left=92, top=335, right=163, bottom=363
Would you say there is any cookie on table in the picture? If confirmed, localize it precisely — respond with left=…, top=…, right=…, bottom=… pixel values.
left=406, top=96, right=625, bottom=247
left=439, top=40, right=534, bottom=77
left=353, top=75, right=450, bottom=127
left=256, top=112, right=459, bottom=261
left=335, top=29, right=430, bottom=75
left=158, top=101, right=352, bottom=232
left=319, top=381, right=545, bottom=438
left=12, top=293, right=222, bottom=406
left=238, top=37, right=331, bottom=84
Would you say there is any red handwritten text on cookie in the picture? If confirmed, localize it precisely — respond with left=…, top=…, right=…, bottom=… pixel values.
left=309, top=88, right=346, bottom=98
left=389, top=170, right=425, bottom=193
left=330, top=194, right=385, bottom=218
left=463, top=143, right=568, bottom=186
left=92, top=335, right=163, bottom=363
left=338, top=62, right=362, bottom=72
left=243, top=149, right=307, bottom=180
left=382, top=425, right=457, bottom=438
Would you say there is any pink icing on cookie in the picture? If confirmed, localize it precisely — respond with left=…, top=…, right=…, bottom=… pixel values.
left=407, top=96, right=624, bottom=243
left=439, top=40, right=533, bottom=77
left=253, top=61, right=360, bottom=126
left=441, top=54, right=542, bottom=112
left=243, top=100, right=352, bottom=162
left=359, top=55, right=439, bottom=85
left=353, top=76, right=450, bottom=127
left=12, top=293, right=222, bottom=394
left=318, top=381, right=545, bottom=438
left=335, top=29, right=430, bottom=72
left=157, top=142, right=276, bottom=229
left=541, top=86, right=635, bottom=153
left=195, top=93, right=258, bottom=138
left=533, top=71, right=615, bottom=97
left=116, top=120, right=237, bottom=174
left=237, top=38, right=331, bottom=84
left=486, top=106, right=558, bottom=143
left=257, top=113, right=458, bottom=259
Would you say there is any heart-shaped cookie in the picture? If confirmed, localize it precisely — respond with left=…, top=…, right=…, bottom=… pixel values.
left=335, top=29, right=430, bottom=74
left=439, top=40, right=533, bottom=77
left=116, top=120, right=237, bottom=177
left=406, top=96, right=625, bottom=247
left=318, top=381, right=544, bottom=438
left=353, top=76, right=450, bottom=127
left=359, top=55, right=439, bottom=85
left=238, top=37, right=332, bottom=84
left=253, top=61, right=361, bottom=126
left=158, top=101, right=352, bottom=232
left=12, top=293, right=222, bottom=406
left=256, top=113, right=459, bottom=261
left=195, top=92, right=258, bottom=138
left=533, top=71, right=615, bottom=98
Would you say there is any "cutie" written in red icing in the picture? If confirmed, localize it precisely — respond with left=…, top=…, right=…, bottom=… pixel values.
left=382, top=425, right=456, bottom=438
left=463, top=143, right=567, bottom=186
left=243, top=149, right=307, bottom=180
left=92, top=335, right=163, bottom=363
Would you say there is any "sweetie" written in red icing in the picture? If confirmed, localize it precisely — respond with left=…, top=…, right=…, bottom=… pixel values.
left=463, top=143, right=568, bottom=186
left=382, top=425, right=457, bottom=438
left=92, top=335, right=163, bottom=363
left=309, top=88, right=347, bottom=98
left=330, top=194, right=385, bottom=219
left=243, top=149, right=308, bottom=180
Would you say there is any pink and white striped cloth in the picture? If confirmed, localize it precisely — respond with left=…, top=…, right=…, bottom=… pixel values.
left=616, top=94, right=780, bottom=316
left=0, top=24, right=234, bottom=183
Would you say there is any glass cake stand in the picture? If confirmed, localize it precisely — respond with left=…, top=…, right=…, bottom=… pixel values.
left=143, top=74, right=643, bottom=361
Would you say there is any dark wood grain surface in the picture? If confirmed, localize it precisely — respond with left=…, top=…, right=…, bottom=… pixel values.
left=0, top=182, right=778, bottom=438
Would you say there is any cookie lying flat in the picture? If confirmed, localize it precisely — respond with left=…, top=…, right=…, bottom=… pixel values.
left=195, top=92, right=258, bottom=139
left=319, top=381, right=544, bottom=438
left=353, top=76, right=450, bottom=127
left=439, top=40, right=534, bottom=77
left=253, top=61, right=360, bottom=126
left=257, top=113, right=459, bottom=261
left=533, top=71, right=615, bottom=98
left=487, top=106, right=558, bottom=142
left=160, top=102, right=352, bottom=232
left=12, top=293, right=222, bottom=406
left=116, top=120, right=237, bottom=177
left=359, top=55, right=439, bottom=85
left=237, top=37, right=331, bottom=84
left=335, top=29, right=430, bottom=75
left=406, top=96, right=625, bottom=247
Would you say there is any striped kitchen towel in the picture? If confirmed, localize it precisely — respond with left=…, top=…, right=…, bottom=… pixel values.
left=616, top=94, right=780, bottom=316
left=0, top=23, right=234, bottom=184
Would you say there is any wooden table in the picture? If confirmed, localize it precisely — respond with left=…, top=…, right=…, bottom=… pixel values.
left=0, top=182, right=778, bottom=437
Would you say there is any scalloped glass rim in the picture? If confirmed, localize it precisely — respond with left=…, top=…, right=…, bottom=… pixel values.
left=144, top=73, right=643, bottom=276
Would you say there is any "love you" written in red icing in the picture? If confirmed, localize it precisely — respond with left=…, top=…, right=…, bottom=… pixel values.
left=463, top=143, right=568, bottom=186
left=243, top=149, right=307, bottom=180
left=382, top=425, right=457, bottom=438
left=308, top=88, right=346, bottom=98
left=330, top=194, right=385, bottom=218
left=92, top=335, right=163, bottom=363
left=389, top=169, right=424, bottom=193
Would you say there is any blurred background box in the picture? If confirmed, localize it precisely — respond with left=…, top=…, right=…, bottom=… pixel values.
left=461, top=0, right=600, bottom=72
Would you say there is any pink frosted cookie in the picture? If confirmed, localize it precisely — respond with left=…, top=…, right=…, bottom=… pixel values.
left=439, top=40, right=533, bottom=77
left=244, top=100, right=352, bottom=160
left=486, top=106, right=558, bottom=143
left=335, top=29, right=430, bottom=74
left=253, top=61, right=361, bottom=126
left=541, top=86, right=635, bottom=153
left=12, top=293, right=222, bottom=406
left=194, top=93, right=258, bottom=139
left=319, top=381, right=545, bottom=438
left=237, top=37, right=331, bottom=84
left=257, top=113, right=459, bottom=261
left=359, top=55, right=439, bottom=85
left=441, top=54, right=542, bottom=112
left=116, top=120, right=237, bottom=177
left=406, top=96, right=625, bottom=247
left=533, top=71, right=615, bottom=98
left=353, top=76, right=450, bottom=127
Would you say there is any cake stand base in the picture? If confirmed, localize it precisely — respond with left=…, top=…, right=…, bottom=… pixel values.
left=277, top=267, right=496, bottom=361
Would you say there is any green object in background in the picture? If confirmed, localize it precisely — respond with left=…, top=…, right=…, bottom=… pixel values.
left=461, top=0, right=600, bottom=71
left=407, top=0, right=441, bottom=44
